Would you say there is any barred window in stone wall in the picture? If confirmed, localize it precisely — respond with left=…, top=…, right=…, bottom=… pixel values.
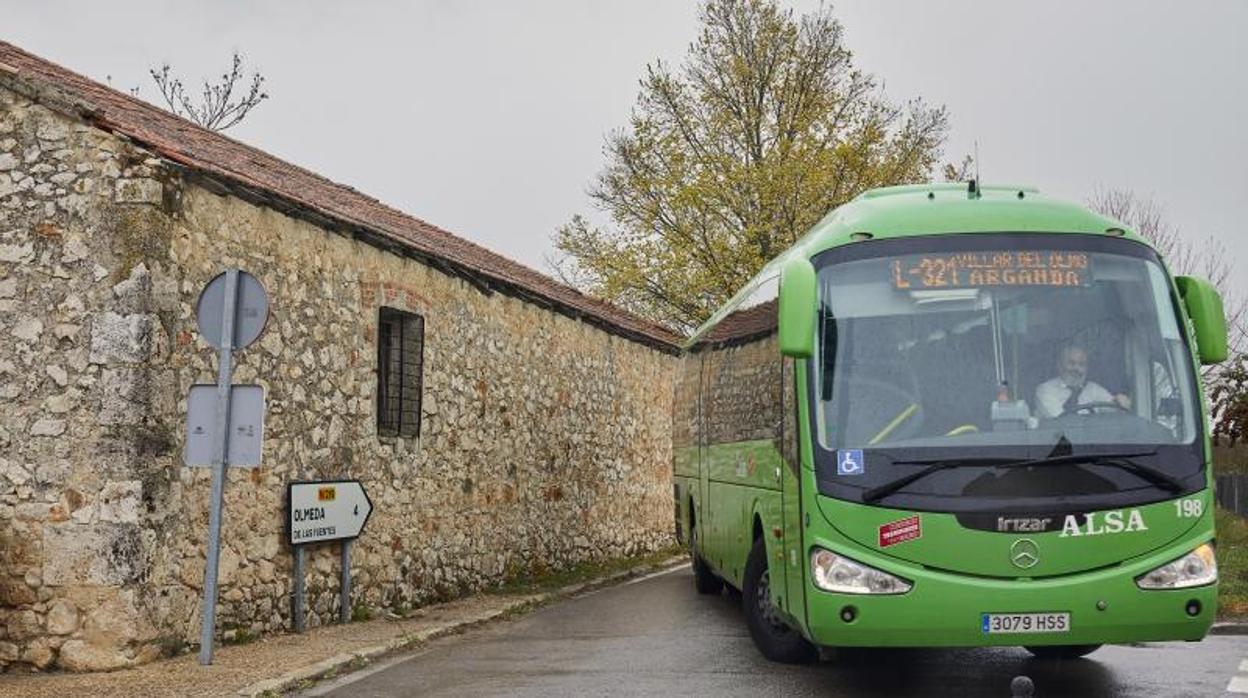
left=377, top=307, right=424, bottom=438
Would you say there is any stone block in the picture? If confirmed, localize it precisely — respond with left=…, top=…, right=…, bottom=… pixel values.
left=33, top=459, right=71, bottom=486
left=12, top=316, right=42, bottom=342
left=97, top=368, right=150, bottom=425
left=61, top=235, right=90, bottom=264
left=46, top=598, right=79, bottom=635
left=44, top=390, right=77, bottom=414
left=97, top=481, right=141, bottom=524
left=6, top=610, right=41, bottom=641
left=14, top=503, right=50, bottom=521
left=82, top=592, right=154, bottom=646
left=42, top=524, right=144, bottom=586
left=35, top=120, right=69, bottom=142
left=51, top=324, right=80, bottom=342
left=20, top=637, right=55, bottom=669
left=219, top=546, right=240, bottom=586
left=89, top=312, right=156, bottom=364
left=0, top=522, right=41, bottom=568
left=46, top=365, right=68, bottom=387
left=29, top=419, right=65, bottom=437
left=114, top=178, right=162, bottom=206
left=0, top=579, right=37, bottom=606
left=111, top=263, right=151, bottom=313
left=57, top=638, right=131, bottom=672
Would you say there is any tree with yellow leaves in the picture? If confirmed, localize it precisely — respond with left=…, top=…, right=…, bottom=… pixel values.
left=554, top=0, right=954, bottom=332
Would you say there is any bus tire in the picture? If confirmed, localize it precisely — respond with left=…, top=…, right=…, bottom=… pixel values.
left=691, top=527, right=723, bottom=595
left=743, top=537, right=816, bottom=664
left=1023, top=644, right=1101, bottom=659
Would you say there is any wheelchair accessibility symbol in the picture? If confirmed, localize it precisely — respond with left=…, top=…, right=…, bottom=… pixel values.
left=837, top=449, right=865, bottom=476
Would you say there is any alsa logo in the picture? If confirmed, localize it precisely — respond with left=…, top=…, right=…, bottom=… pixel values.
left=1059, top=509, right=1147, bottom=538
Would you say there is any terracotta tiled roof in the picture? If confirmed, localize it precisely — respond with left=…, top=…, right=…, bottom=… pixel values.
left=695, top=300, right=777, bottom=349
left=0, top=41, right=682, bottom=351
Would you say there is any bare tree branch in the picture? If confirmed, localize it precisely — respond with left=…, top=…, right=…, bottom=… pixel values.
left=1087, top=187, right=1246, bottom=353
left=149, top=51, right=269, bottom=131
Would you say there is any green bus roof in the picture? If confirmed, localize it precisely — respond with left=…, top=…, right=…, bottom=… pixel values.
left=807, top=182, right=1139, bottom=252
left=771, top=182, right=1145, bottom=280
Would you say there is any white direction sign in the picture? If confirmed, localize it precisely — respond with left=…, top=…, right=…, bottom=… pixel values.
left=287, top=480, right=373, bottom=545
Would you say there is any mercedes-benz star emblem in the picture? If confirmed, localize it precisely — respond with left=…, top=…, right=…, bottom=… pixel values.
left=1010, top=539, right=1040, bottom=569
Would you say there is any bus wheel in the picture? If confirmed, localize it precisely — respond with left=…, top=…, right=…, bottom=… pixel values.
left=691, top=527, right=723, bottom=595
left=1024, top=644, right=1101, bottom=659
left=743, top=538, right=816, bottom=664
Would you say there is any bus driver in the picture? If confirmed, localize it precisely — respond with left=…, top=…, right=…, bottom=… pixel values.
left=1035, top=344, right=1131, bottom=419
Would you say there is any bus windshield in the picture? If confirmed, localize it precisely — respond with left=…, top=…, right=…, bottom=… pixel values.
left=811, top=233, right=1203, bottom=511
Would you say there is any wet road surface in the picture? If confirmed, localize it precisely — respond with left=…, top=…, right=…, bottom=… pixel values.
left=307, top=565, right=1248, bottom=697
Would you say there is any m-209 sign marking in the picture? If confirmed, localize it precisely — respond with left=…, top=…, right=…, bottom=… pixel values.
left=287, top=480, right=373, bottom=545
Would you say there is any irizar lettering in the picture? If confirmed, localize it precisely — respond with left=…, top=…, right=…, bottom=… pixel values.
left=997, top=517, right=1051, bottom=532
left=1059, top=509, right=1146, bottom=537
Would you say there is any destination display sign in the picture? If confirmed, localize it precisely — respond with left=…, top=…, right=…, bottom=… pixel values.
left=287, top=480, right=373, bottom=545
left=890, top=251, right=1091, bottom=289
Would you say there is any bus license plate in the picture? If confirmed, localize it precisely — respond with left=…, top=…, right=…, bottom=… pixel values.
left=981, top=612, right=1070, bottom=634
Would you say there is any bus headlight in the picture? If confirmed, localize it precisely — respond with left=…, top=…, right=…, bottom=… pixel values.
left=1135, top=543, right=1217, bottom=590
left=810, top=548, right=912, bottom=595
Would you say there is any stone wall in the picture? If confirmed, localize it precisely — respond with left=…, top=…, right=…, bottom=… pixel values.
left=0, top=86, right=678, bottom=672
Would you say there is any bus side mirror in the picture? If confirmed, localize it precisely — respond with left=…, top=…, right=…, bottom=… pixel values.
left=1175, top=275, right=1228, bottom=365
left=779, top=256, right=817, bottom=358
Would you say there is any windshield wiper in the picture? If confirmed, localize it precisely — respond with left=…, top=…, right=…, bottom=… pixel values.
left=993, top=449, right=1184, bottom=493
left=861, top=457, right=1021, bottom=503
left=860, top=448, right=1183, bottom=503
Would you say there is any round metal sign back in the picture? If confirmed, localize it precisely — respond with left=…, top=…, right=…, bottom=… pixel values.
left=196, top=270, right=270, bottom=349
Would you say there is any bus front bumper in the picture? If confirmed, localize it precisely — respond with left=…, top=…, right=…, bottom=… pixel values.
left=803, top=548, right=1216, bottom=648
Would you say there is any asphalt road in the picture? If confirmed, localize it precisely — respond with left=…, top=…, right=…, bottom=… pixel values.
left=307, top=565, right=1248, bottom=697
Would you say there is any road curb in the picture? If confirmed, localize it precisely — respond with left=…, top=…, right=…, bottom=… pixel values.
left=1211, top=621, right=1248, bottom=636
left=236, top=555, right=689, bottom=697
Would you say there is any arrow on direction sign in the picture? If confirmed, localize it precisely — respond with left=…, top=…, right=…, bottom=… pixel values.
left=287, top=480, right=373, bottom=546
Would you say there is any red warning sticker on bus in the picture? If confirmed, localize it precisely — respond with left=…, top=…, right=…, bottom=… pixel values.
left=878, top=515, right=921, bottom=548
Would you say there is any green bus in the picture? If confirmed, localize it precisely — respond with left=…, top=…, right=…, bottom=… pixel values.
left=672, top=182, right=1229, bottom=662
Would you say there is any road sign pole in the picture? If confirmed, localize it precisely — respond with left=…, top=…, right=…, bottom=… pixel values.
left=340, top=540, right=351, bottom=624
left=199, top=268, right=239, bottom=666
left=292, top=544, right=305, bottom=633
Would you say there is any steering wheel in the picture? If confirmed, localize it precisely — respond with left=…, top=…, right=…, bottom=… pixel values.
left=1069, top=400, right=1130, bottom=415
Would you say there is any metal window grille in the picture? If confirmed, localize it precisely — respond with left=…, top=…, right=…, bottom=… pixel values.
left=377, top=307, right=424, bottom=438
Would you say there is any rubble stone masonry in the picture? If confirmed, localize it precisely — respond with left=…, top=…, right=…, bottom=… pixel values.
left=0, top=86, right=677, bottom=671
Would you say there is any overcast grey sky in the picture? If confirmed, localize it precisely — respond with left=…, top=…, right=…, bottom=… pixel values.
left=7, top=1, right=1246, bottom=298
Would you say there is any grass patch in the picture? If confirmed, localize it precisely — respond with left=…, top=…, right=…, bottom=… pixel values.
left=222, top=627, right=257, bottom=646
left=351, top=602, right=374, bottom=623
left=346, top=655, right=371, bottom=671
left=1217, top=506, right=1248, bottom=618
left=489, top=545, right=687, bottom=596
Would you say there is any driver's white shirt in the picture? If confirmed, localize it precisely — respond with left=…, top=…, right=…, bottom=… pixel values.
left=1035, top=378, right=1115, bottom=419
